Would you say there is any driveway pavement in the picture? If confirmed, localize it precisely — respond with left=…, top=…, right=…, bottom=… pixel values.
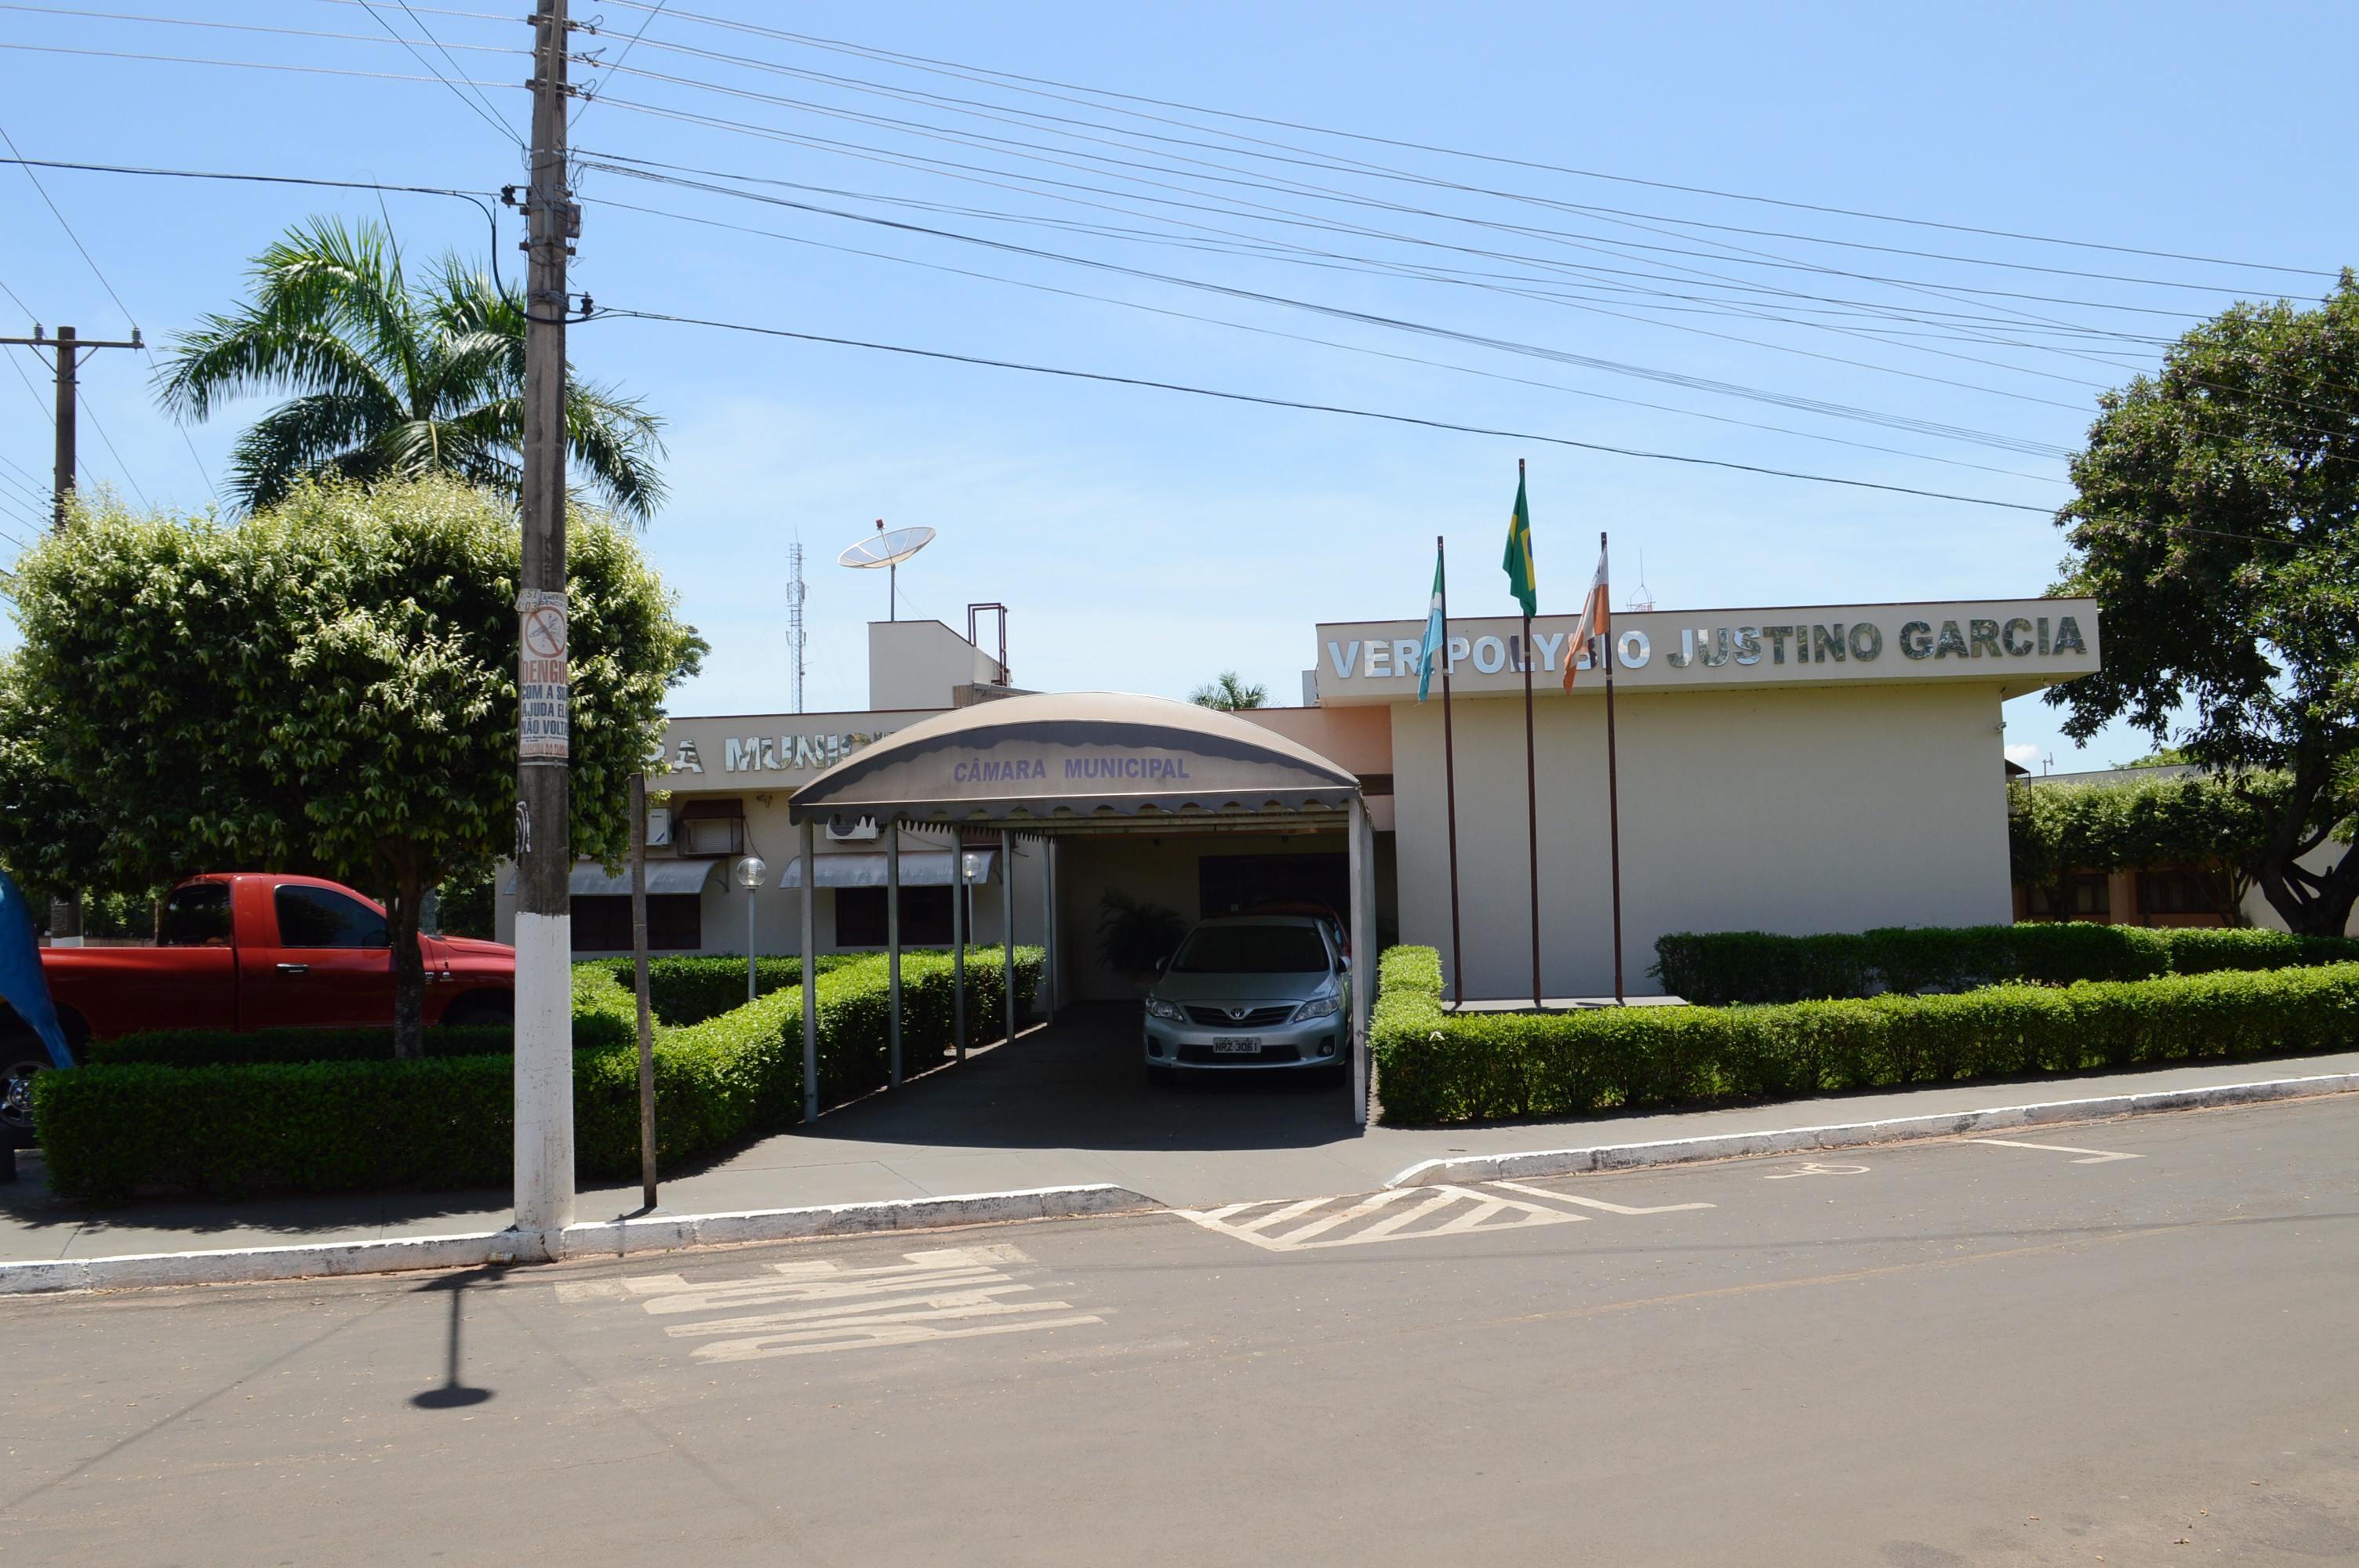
left=2, top=1000, right=2352, bottom=1262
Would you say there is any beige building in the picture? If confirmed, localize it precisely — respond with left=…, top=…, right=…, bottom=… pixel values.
left=501, top=595, right=2125, bottom=1000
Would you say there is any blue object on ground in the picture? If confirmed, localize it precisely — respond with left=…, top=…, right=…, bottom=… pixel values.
left=0, top=871, right=74, bottom=1068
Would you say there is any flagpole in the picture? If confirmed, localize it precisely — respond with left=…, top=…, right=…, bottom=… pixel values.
left=1521, top=459, right=1541, bottom=1010
left=1602, top=528, right=1625, bottom=1005
left=1437, top=534, right=1464, bottom=1007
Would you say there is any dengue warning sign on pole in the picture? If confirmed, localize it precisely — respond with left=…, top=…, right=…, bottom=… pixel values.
left=519, top=589, right=569, bottom=760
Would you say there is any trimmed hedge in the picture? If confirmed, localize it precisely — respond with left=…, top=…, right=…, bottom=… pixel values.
left=85, top=963, right=642, bottom=1066
left=1373, top=943, right=2359, bottom=1125
left=1651, top=924, right=2359, bottom=1006
left=577, top=953, right=877, bottom=1029
left=35, top=948, right=1041, bottom=1201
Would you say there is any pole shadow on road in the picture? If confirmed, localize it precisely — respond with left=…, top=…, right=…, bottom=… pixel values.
left=410, top=1266, right=499, bottom=1409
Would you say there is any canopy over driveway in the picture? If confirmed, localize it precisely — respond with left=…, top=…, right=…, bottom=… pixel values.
left=784, top=692, right=1376, bottom=1125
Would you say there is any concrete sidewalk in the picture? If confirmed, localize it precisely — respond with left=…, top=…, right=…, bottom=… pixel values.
left=5, top=1000, right=2353, bottom=1265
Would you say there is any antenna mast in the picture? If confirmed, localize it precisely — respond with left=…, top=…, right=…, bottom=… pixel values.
left=786, top=540, right=808, bottom=715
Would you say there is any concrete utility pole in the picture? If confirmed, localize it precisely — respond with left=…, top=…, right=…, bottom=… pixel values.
left=1, top=321, right=144, bottom=944
left=512, top=0, right=580, bottom=1240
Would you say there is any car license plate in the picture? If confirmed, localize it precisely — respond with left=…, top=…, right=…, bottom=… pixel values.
left=1211, top=1037, right=1263, bottom=1054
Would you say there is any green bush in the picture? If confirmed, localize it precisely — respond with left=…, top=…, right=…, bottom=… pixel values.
left=88, top=1025, right=518, bottom=1068
left=576, top=953, right=877, bottom=1028
left=1373, top=944, right=2359, bottom=1125
left=36, top=948, right=1042, bottom=1201
left=1650, top=924, right=2359, bottom=1005
left=85, top=964, right=640, bottom=1066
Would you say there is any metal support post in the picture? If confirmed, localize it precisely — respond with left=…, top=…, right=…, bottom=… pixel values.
left=799, top=818, right=818, bottom=1123
left=1001, top=828, right=1016, bottom=1044
left=886, top=818, right=903, bottom=1087
left=1043, top=836, right=1059, bottom=1023
left=952, top=837, right=967, bottom=1062
left=1347, top=798, right=1371, bottom=1128
left=630, top=774, right=656, bottom=1210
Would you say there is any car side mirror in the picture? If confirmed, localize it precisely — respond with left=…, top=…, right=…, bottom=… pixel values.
left=1154, top=955, right=1169, bottom=972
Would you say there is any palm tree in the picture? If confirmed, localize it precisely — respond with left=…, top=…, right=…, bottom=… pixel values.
left=1189, top=671, right=1268, bottom=710
left=155, top=216, right=664, bottom=519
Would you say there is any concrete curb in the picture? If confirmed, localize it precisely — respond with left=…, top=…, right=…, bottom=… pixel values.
left=1382, top=1073, right=2359, bottom=1189
left=0, top=1183, right=1158, bottom=1297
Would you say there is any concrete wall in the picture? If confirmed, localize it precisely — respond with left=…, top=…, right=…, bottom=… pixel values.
left=868, top=620, right=1001, bottom=711
left=1390, top=680, right=2015, bottom=1000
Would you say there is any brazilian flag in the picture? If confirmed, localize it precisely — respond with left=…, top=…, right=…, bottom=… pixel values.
left=1501, top=466, right=1536, bottom=619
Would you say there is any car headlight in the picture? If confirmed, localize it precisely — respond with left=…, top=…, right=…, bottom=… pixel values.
left=1144, top=995, right=1186, bottom=1022
left=1292, top=993, right=1342, bottom=1023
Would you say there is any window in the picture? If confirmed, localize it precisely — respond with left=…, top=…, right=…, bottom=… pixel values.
left=2138, top=869, right=2226, bottom=916
left=834, top=885, right=953, bottom=946
left=1170, top=924, right=1333, bottom=975
left=570, top=895, right=703, bottom=952
left=274, top=884, right=390, bottom=948
left=159, top=883, right=234, bottom=947
left=2025, top=874, right=2110, bottom=920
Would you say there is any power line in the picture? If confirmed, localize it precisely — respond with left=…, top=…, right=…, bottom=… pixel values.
left=0, top=40, right=521, bottom=88
left=77, top=390, right=149, bottom=507
left=582, top=150, right=2082, bottom=455
left=600, top=304, right=2055, bottom=512
left=614, top=6, right=2328, bottom=281
left=0, top=5, right=516, bottom=53
left=591, top=191, right=2065, bottom=486
left=359, top=0, right=523, bottom=144
left=0, top=157, right=509, bottom=299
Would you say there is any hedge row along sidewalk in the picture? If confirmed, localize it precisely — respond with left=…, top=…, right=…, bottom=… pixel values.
left=1372, top=945, right=2359, bottom=1125
left=577, top=953, right=878, bottom=1029
left=1651, top=923, right=2359, bottom=1006
left=34, top=950, right=1041, bottom=1203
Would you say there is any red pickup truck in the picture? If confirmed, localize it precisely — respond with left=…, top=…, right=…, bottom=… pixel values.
left=0, top=873, right=514, bottom=1146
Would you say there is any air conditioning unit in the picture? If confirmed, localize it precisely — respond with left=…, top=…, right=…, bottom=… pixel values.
left=827, top=814, right=881, bottom=843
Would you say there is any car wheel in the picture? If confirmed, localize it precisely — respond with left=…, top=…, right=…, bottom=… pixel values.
left=0, top=1031, right=62, bottom=1155
left=1145, top=1065, right=1179, bottom=1089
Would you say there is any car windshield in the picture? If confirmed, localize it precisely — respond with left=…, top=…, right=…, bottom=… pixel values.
left=1169, top=924, right=1329, bottom=975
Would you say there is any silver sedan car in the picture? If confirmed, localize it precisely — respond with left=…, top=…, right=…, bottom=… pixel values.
left=1141, top=916, right=1348, bottom=1085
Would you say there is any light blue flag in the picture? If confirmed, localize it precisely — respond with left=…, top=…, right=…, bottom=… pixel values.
left=1416, top=546, right=1447, bottom=702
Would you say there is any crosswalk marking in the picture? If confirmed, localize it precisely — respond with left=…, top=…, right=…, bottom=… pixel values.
left=1967, top=1138, right=2142, bottom=1164
left=1173, top=1184, right=1587, bottom=1253
left=552, top=1243, right=1104, bottom=1361
left=1486, top=1178, right=1717, bottom=1214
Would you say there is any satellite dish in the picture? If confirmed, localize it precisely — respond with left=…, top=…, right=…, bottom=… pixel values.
left=838, top=524, right=934, bottom=569
left=838, top=521, right=935, bottom=622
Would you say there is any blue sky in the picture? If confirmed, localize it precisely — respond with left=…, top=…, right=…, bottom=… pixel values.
left=3, top=0, right=2352, bottom=771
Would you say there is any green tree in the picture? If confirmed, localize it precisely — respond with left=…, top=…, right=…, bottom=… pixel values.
left=154, top=216, right=664, bottom=520
left=1188, top=671, right=1268, bottom=710
left=0, top=476, right=705, bottom=1057
left=2048, top=273, right=2359, bottom=935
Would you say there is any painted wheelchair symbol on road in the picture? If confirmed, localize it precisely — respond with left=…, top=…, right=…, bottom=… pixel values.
left=1763, top=1161, right=1870, bottom=1179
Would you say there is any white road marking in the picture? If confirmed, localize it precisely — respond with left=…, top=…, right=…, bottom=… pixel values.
left=1486, top=1178, right=1716, bottom=1214
left=1763, top=1161, right=1870, bottom=1179
left=551, top=1243, right=1103, bottom=1360
left=1173, top=1185, right=1587, bottom=1252
left=1966, top=1138, right=2143, bottom=1164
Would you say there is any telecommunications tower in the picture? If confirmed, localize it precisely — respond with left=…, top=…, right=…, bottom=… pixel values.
left=786, top=540, right=808, bottom=713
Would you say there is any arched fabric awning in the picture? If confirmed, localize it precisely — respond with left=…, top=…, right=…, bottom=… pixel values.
left=775, top=692, right=1376, bottom=1128
left=785, top=691, right=1359, bottom=826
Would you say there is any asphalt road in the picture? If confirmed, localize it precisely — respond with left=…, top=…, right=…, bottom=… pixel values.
left=3, top=1096, right=2350, bottom=1566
